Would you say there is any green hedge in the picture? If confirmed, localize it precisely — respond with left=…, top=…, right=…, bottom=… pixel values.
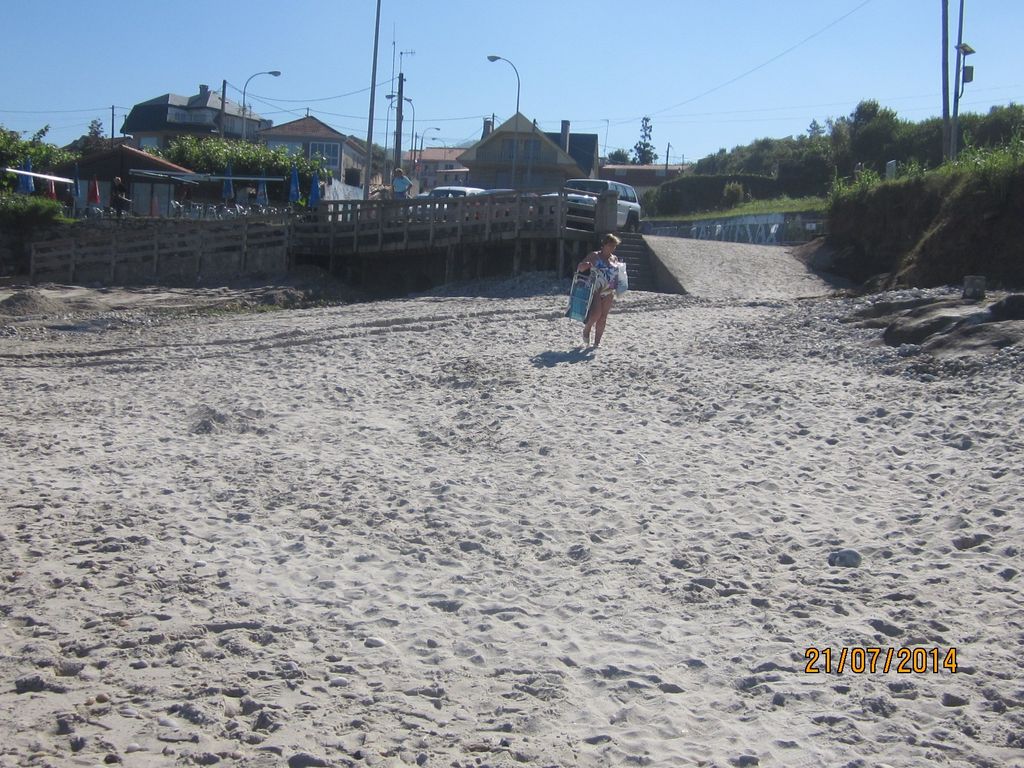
left=652, top=174, right=785, bottom=216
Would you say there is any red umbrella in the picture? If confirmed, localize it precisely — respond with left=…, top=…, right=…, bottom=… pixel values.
left=88, top=176, right=101, bottom=205
left=45, top=179, right=57, bottom=199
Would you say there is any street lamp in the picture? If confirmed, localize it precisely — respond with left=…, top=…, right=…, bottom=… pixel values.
left=241, top=70, right=281, bottom=142
left=418, top=126, right=441, bottom=184
left=385, top=93, right=415, bottom=170
left=487, top=54, right=520, bottom=189
left=384, top=94, right=397, bottom=178
left=403, top=97, right=415, bottom=170
left=951, top=35, right=976, bottom=160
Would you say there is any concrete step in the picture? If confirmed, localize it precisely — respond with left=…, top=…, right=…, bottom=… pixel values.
left=615, top=233, right=657, bottom=291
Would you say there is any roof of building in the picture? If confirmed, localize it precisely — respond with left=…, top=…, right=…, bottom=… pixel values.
left=52, top=144, right=195, bottom=179
left=543, top=131, right=599, bottom=177
left=458, top=113, right=597, bottom=177
left=121, top=84, right=255, bottom=135
left=410, top=147, right=469, bottom=164
left=261, top=115, right=346, bottom=140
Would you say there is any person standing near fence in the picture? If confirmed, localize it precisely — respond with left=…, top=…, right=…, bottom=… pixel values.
left=111, top=177, right=130, bottom=216
left=391, top=168, right=412, bottom=199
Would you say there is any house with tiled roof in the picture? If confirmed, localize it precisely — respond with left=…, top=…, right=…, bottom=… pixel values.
left=403, top=147, right=470, bottom=193
left=457, top=115, right=599, bottom=191
left=260, top=116, right=367, bottom=186
left=121, top=84, right=259, bottom=150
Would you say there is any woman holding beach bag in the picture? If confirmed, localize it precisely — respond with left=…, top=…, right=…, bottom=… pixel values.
left=577, top=233, right=624, bottom=348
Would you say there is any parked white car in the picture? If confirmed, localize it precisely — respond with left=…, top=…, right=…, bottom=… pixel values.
left=427, top=186, right=485, bottom=198
left=562, top=178, right=642, bottom=232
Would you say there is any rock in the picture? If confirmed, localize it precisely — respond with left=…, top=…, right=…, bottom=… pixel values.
left=731, top=755, right=759, bottom=767
left=882, top=299, right=985, bottom=346
left=253, top=710, right=280, bottom=732
left=989, top=294, right=1024, bottom=321
left=15, top=674, right=66, bottom=694
left=827, top=549, right=862, bottom=568
left=942, top=692, right=969, bottom=707
left=778, top=554, right=795, bottom=565
left=288, top=754, right=329, bottom=768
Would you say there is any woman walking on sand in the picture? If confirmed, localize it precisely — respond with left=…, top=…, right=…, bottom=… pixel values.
left=577, top=233, right=622, bottom=348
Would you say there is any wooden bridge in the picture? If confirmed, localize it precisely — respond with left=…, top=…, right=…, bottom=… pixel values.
left=28, top=192, right=611, bottom=292
left=291, top=191, right=599, bottom=257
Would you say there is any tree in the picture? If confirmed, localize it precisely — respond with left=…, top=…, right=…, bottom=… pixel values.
left=607, top=148, right=630, bottom=164
left=631, top=116, right=658, bottom=165
left=79, top=119, right=107, bottom=154
left=0, top=123, right=77, bottom=191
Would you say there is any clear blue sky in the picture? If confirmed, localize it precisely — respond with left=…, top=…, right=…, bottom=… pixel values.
left=2, top=0, right=1020, bottom=164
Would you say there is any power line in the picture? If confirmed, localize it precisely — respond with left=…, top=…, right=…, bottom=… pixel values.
left=614, top=0, right=876, bottom=127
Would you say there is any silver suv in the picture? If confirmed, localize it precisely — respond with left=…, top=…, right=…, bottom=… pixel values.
left=563, top=178, right=642, bottom=232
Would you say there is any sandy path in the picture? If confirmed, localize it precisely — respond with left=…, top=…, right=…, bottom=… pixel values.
left=645, top=236, right=841, bottom=299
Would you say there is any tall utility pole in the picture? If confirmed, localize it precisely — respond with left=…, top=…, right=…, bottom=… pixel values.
left=364, top=0, right=382, bottom=199
left=393, top=72, right=405, bottom=170
left=941, top=0, right=951, bottom=161
left=950, top=0, right=968, bottom=160
left=219, top=80, right=228, bottom=137
left=110, top=105, right=115, bottom=149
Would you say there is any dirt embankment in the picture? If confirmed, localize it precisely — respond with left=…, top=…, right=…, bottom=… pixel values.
left=827, top=165, right=1024, bottom=290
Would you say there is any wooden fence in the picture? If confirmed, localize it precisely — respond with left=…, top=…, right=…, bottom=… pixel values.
left=30, top=218, right=289, bottom=285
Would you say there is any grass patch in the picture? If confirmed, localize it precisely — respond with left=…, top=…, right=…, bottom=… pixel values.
left=651, top=195, right=827, bottom=222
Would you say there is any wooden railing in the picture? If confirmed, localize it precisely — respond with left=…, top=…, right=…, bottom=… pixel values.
left=290, top=191, right=574, bottom=256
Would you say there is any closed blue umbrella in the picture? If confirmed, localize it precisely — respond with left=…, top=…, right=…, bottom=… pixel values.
left=222, top=162, right=234, bottom=202
left=72, top=163, right=81, bottom=203
left=256, top=171, right=268, bottom=207
left=288, top=165, right=300, bottom=203
left=308, top=171, right=321, bottom=208
left=18, top=158, right=35, bottom=194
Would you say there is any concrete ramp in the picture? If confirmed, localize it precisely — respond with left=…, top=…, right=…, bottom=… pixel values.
left=644, top=235, right=837, bottom=300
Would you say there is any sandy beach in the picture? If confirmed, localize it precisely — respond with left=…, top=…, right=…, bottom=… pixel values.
left=2, top=261, right=1022, bottom=767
